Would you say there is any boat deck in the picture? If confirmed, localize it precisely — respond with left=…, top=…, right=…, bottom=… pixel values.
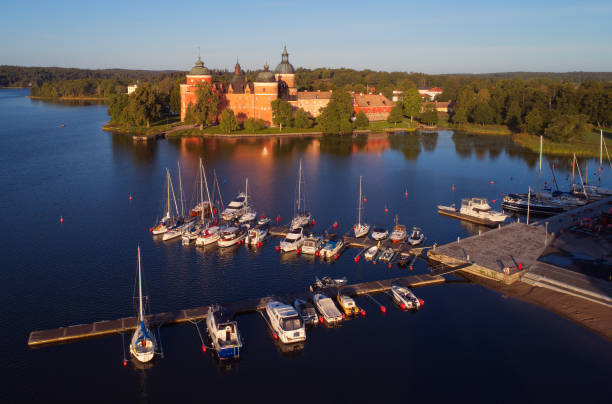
left=27, top=274, right=444, bottom=347
left=437, top=208, right=501, bottom=228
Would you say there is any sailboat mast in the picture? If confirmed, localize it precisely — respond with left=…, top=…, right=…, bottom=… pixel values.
left=571, top=154, right=575, bottom=187
left=199, top=158, right=205, bottom=223
left=600, top=129, right=603, bottom=186
left=202, top=162, right=214, bottom=218
left=357, top=176, right=363, bottom=226
left=245, top=178, right=249, bottom=207
left=538, top=135, right=543, bottom=197
left=297, top=160, right=302, bottom=213
left=214, top=170, right=224, bottom=212
left=137, top=246, right=144, bottom=323
left=178, top=162, right=184, bottom=217
left=166, top=169, right=171, bottom=218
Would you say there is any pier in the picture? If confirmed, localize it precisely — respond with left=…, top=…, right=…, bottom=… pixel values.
left=27, top=273, right=444, bottom=347
left=437, top=208, right=500, bottom=227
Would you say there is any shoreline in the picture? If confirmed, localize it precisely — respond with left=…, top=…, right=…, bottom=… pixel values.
left=459, top=272, right=612, bottom=341
left=28, top=95, right=108, bottom=101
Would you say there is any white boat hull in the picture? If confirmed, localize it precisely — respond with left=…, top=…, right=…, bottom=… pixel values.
left=354, top=223, right=370, bottom=238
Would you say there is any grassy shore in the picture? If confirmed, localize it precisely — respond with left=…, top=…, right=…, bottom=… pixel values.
left=103, top=116, right=181, bottom=136
left=512, top=130, right=610, bottom=157
left=442, top=122, right=513, bottom=135
left=166, top=125, right=323, bottom=137
left=369, top=119, right=418, bottom=132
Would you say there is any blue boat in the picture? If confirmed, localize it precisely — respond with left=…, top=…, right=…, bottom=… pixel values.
left=205, top=305, right=243, bottom=360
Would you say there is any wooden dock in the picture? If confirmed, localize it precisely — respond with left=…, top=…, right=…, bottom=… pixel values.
left=27, top=273, right=444, bottom=348
left=437, top=208, right=500, bottom=228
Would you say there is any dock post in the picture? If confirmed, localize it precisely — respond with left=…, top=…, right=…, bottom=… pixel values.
left=478, top=229, right=482, bottom=236
left=545, top=221, right=549, bottom=247
left=457, top=236, right=460, bottom=243
left=498, top=223, right=501, bottom=229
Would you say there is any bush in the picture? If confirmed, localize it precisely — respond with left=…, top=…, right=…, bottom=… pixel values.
left=243, top=118, right=266, bottom=132
left=354, top=110, right=369, bottom=129
left=219, top=109, right=239, bottom=134
left=294, top=108, right=314, bottom=129
left=544, top=114, right=590, bottom=142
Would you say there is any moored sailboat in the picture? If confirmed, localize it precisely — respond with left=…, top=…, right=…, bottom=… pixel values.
left=129, top=246, right=157, bottom=363
left=290, top=159, right=313, bottom=230
left=353, top=176, right=370, bottom=238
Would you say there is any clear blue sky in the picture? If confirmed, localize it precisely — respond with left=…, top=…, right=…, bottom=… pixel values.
left=1, top=0, right=611, bottom=73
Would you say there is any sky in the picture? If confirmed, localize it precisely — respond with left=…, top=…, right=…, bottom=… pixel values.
left=1, top=0, right=611, bottom=74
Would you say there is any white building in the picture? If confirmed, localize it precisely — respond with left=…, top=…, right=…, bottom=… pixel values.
left=127, top=84, right=138, bottom=95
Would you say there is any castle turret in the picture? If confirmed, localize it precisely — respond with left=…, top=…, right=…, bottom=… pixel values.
left=274, top=45, right=296, bottom=90
left=180, top=56, right=213, bottom=121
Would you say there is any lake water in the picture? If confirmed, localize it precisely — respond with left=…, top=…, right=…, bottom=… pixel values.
left=1, top=88, right=611, bottom=403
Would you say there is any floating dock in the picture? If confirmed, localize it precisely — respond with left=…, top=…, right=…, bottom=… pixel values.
left=27, top=273, right=444, bottom=348
left=437, top=208, right=501, bottom=228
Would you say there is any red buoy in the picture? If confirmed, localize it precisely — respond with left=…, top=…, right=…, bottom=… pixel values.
left=333, top=222, right=338, bottom=229
left=276, top=245, right=280, bottom=252
left=296, top=248, right=301, bottom=254
left=384, top=207, right=389, bottom=213
left=409, top=266, right=413, bottom=271
left=418, top=299, right=424, bottom=306
left=373, top=261, right=377, bottom=265
left=129, top=194, right=133, bottom=201
left=59, top=216, right=64, bottom=224
left=342, top=313, right=346, bottom=320
left=510, top=176, right=513, bottom=181
left=202, top=345, right=207, bottom=353
left=490, top=180, right=494, bottom=185
left=334, top=254, right=340, bottom=260
left=311, top=219, right=316, bottom=226
left=122, top=359, right=127, bottom=367
left=262, top=215, right=266, bottom=219
left=273, top=333, right=278, bottom=340
left=388, top=263, right=392, bottom=269
left=518, top=262, right=523, bottom=270
left=451, top=185, right=455, bottom=191
left=354, top=256, right=359, bottom=263
left=380, top=306, right=387, bottom=313
left=276, top=216, right=281, bottom=223
left=315, top=251, right=320, bottom=257
left=318, top=316, right=323, bottom=324
left=400, top=303, right=406, bottom=310
left=360, top=309, right=366, bottom=317
left=405, top=191, right=408, bottom=198
left=363, top=197, right=367, bottom=203
left=492, top=199, right=496, bottom=204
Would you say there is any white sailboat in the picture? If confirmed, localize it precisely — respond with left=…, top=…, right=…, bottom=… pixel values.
left=290, top=159, right=313, bottom=230
left=183, top=158, right=215, bottom=243
left=353, top=176, right=370, bottom=238
left=130, top=246, right=157, bottom=363
left=238, top=178, right=257, bottom=223
left=152, top=168, right=181, bottom=235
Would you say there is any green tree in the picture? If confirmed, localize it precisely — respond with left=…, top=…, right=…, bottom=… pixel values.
left=192, top=82, right=219, bottom=125
left=451, top=107, right=468, bottom=124
left=470, top=102, right=495, bottom=125
left=127, top=85, right=162, bottom=127
left=169, top=78, right=182, bottom=115
left=505, top=100, right=522, bottom=131
left=419, top=104, right=438, bottom=125
left=184, top=103, right=196, bottom=125
left=294, top=108, right=314, bottom=129
left=387, top=104, right=403, bottom=125
left=243, top=118, right=266, bottom=132
left=354, top=110, right=369, bottom=129
left=318, top=91, right=354, bottom=134
left=402, top=87, right=422, bottom=122
left=107, top=93, right=129, bottom=123
left=524, top=108, right=544, bottom=135
left=544, top=114, right=590, bottom=142
left=271, top=99, right=293, bottom=128
left=219, top=109, right=239, bottom=134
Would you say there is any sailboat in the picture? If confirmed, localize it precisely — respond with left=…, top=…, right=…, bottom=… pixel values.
left=151, top=168, right=182, bottom=235
left=183, top=159, right=215, bottom=244
left=290, top=159, right=313, bottom=230
left=574, top=130, right=612, bottom=197
left=130, top=246, right=157, bottom=363
left=195, top=161, right=222, bottom=246
left=353, top=176, right=370, bottom=238
left=238, top=178, right=257, bottom=223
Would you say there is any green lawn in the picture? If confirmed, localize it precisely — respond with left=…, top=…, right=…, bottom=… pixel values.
left=512, top=130, right=612, bottom=157
left=369, top=119, right=418, bottom=132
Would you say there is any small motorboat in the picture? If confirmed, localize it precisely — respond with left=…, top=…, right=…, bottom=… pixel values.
left=257, top=216, right=271, bottom=226
left=336, top=294, right=359, bottom=316
left=364, top=245, right=378, bottom=260
left=391, top=285, right=423, bottom=310
left=370, top=226, right=389, bottom=241
left=239, top=207, right=257, bottom=224
left=301, top=234, right=323, bottom=255
left=397, top=253, right=411, bottom=267
left=320, top=236, right=344, bottom=259
left=195, top=225, right=220, bottom=246
left=206, top=305, right=242, bottom=360
left=437, top=203, right=457, bottom=213
left=293, top=299, right=318, bottom=326
left=217, top=226, right=246, bottom=248
left=407, top=226, right=425, bottom=246
left=246, top=226, right=268, bottom=246
left=460, top=198, right=508, bottom=222
left=390, top=215, right=407, bottom=243
left=313, top=293, right=343, bottom=324
left=309, top=276, right=347, bottom=292
left=379, top=247, right=395, bottom=262
left=265, top=300, right=306, bottom=344
left=280, top=227, right=304, bottom=252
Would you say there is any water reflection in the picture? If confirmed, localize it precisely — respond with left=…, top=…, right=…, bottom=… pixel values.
left=29, top=98, right=107, bottom=108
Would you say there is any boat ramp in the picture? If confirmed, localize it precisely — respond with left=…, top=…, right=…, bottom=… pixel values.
left=27, top=273, right=444, bottom=348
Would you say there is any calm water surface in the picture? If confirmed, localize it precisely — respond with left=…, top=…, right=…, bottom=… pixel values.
left=1, top=89, right=611, bottom=403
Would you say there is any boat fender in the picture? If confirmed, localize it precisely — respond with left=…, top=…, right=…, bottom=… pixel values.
left=276, top=245, right=280, bottom=252
left=399, top=303, right=406, bottom=310
left=123, top=359, right=127, bottom=367
left=380, top=306, right=386, bottom=313
left=202, top=345, right=207, bottom=353
left=360, top=309, right=366, bottom=317
left=334, top=254, right=340, bottom=260
left=296, top=248, right=301, bottom=254
left=315, top=251, right=320, bottom=257
left=342, top=313, right=346, bottom=320
left=418, top=299, right=424, bottom=307
left=318, top=316, right=323, bottom=324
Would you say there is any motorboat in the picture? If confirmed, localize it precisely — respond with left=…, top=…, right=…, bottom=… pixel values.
left=364, top=245, right=379, bottom=260
left=313, top=293, right=343, bottom=324
left=195, top=225, right=220, bottom=246
left=257, top=216, right=271, bottom=226
left=301, top=234, right=323, bottom=255
left=459, top=198, right=508, bottom=222
left=293, top=299, right=318, bottom=326
left=353, top=176, right=370, bottom=238
left=320, top=235, right=344, bottom=258
left=389, top=215, right=407, bottom=243
left=217, top=226, right=246, bottom=248
left=280, top=227, right=304, bottom=252
left=397, top=253, right=411, bottom=267
left=129, top=247, right=157, bottom=363
left=290, top=159, right=314, bottom=230
left=221, top=192, right=246, bottom=220
left=391, top=285, right=423, bottom=310
left=309, top=276, right=347, bottom=292
left=437, top=203, right=457, bottom=213
left=379, top=247, right=395, bottom=262
left=502, top=193, right=565, bottom=216
left=370, top=226, right=389, bottom=241
left=205, top=305, right=242, bottom=360
left=336, top=294, right=359, bottom=316
left=239, top=209, right=257, bottom=224
left=265, top=300, right=306, bottom=344
left=246, top=226, right=268, bottom=246
left=407, top=226, right=425, bottom=246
